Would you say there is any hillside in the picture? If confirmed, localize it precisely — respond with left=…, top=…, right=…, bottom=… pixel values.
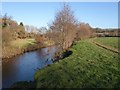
left=34, top=38, right=119, bottom=88
left=10, top=37, right=119, bottom=88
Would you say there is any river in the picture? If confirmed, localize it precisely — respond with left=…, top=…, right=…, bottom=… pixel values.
left=2, top=46, right=57, bottom=88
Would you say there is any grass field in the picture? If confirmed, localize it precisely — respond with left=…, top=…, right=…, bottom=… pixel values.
left=2, top=38, right=37, bottom=59
left=10, top=38, right=37, bottom=49
left=93, top=37, right=119, bottom=49
left=2, top=38, right=55, bottom=59
left=34, top=39, right=119, bottom=88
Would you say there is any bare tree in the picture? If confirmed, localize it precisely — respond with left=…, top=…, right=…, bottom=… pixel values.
left=2, top=13, right=12, bottom=27
left=76, top=23, right=93, bottom=40
left=50, top=3, right=78, bottom=50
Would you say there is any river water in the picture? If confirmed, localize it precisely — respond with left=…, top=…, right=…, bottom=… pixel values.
left=2, top=46, right=57, bottom=88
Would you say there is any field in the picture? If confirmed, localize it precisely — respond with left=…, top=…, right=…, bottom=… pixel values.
left=93, top=37, right=119, bottom=49
left=2, top=38, right=37, bottom=59
left=10, top=38, right=37, bottom=49
left=34, top=38, right=119, bottom=88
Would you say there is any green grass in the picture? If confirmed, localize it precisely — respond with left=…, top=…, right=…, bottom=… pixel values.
left=94, top=37, right=119, bottom=49
left=2, top=38, right=37, bottom=59
left=10, top=38, right=37, bottom=48
left=10, top=81, right=36, bottom=90
left=34, top=39, right=119, bottom=88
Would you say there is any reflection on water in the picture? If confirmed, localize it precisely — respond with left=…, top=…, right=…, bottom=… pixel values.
left=2, top=46, right=57, bottom=88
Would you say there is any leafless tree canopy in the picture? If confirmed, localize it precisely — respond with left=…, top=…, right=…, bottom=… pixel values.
left=50, top=4, right=78, bottom=50
left=76, top=23, right=94, bottom=40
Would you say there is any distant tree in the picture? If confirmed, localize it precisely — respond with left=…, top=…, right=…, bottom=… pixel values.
left=19, top=22, right=24, bottom=26
left=39, top=27, right=47, bottom=34
left=2, top=27, right=14, bottom=45
left=15, top=22, right=26, bottom=39
left=2, top=13, right=12, bottom=27
left=76, top=23, right=93, bottom=40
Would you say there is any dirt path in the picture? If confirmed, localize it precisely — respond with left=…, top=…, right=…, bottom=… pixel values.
left=92, top=41, right=119, bottom=54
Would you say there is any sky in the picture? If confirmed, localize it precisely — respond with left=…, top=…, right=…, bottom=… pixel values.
left=2, top=2, right=118, bottom=29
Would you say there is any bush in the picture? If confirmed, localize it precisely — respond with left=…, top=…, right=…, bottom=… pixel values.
left=2, top=26, right=14, bottom=45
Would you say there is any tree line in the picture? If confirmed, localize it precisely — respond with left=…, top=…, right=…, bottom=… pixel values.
left=1, top=4, right=118, bottom=53
left=45, top=3, right=119, bottom=54
left=1, top=13, right=47, bottom=46
left=45, top=4, right=94, bottom=54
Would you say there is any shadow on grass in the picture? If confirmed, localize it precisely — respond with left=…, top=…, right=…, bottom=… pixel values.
left=2, top=81, right=36, bottom=90
left=62, top=50, right=73, bottom=59
left=53, top=50, right=73, bottom=62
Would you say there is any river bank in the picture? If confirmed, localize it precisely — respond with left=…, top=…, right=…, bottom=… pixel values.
left=2, top=45, right=57, bottom=88
left=2, top=44, right=43, bottom=61
left=9, top=38, right=119, bottom=88
left=2, top=38, right=54, bottom=62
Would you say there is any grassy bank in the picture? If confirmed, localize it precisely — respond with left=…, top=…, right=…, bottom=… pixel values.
left=2, top=38, right=36, bottom=60
left=10, top=39, right=36, bottom=48
left=93, top=37, right=119, bottom=49
left=9, top=38, right=120, bottom=88
left=2, top=38, right=54, bottom=61
left=34, top=39, right=119, bottom=88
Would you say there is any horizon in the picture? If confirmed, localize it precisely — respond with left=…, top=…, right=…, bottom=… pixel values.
left=2, top=2, right=118, bottom=29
